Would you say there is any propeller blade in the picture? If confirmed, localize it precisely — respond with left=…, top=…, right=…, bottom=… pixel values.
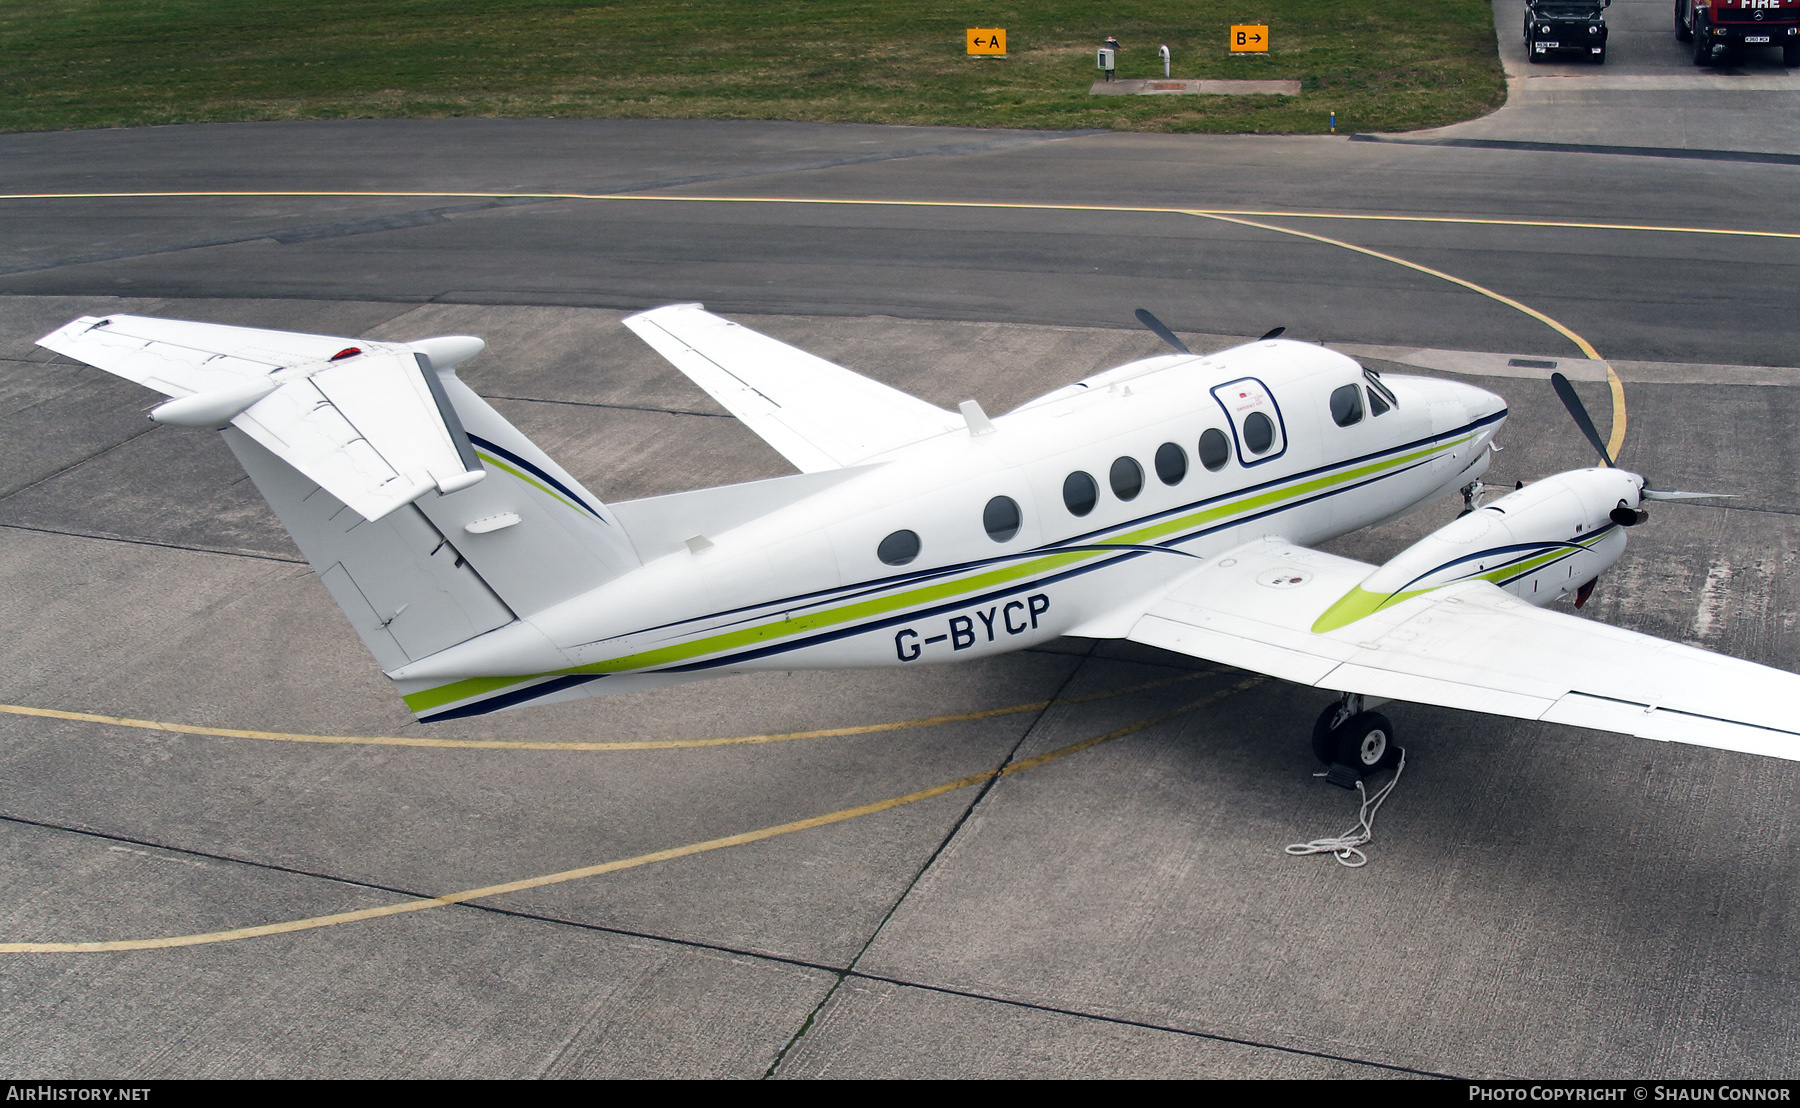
left=1642, top=488, right=1738, bottom=501
left=1550, top=372, right=1615, bottom=468
left=1259, top=326, right=1286, bottom=340
left=1134, top=309, right=1191, bottom=355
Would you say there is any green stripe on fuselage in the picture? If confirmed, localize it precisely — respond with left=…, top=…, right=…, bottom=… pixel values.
left=404, top=434, right=1474, bottom=714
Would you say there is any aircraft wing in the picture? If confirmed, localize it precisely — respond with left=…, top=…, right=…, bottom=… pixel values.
left=1127, top=538, right=1800, bottom=761
left=38, top=315, right=481, bottom=522
left=623, top=303, right=963, bottom=472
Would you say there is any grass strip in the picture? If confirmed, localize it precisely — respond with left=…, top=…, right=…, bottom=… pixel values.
left=0, top=0, right=1503, bottom=135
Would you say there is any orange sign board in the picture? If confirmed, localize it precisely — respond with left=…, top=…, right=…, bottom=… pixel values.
left=966, top=28, right=1007, bottom=55
left=1230, top=24, right=1270, bottom=52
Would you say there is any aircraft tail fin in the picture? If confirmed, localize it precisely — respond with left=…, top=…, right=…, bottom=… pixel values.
left=223, top=361, right=644, bottom=680
left=42, top=312, right=765, bottom=720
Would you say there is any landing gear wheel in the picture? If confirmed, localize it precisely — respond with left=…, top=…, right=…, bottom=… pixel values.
left=1676, top=0, right=1693, bottom=41
left=1785, top=40, right=1800, bottom=66
left=1334, top=711, right=1401, bottom=776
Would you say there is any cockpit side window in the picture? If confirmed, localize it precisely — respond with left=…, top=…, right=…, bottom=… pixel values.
left=1329, top=384, right=1364, bottom=427
left=1363, top=366, right=1398, bottom=412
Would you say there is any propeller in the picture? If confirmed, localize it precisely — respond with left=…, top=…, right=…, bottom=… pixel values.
left=1134, top=310, right=1287, bottom=353
left=1550, top=371, right=1735, bottom=506
left=1550, top=372, right=1616, bottom=468
left=1134, top=308, right=1191, bottom=355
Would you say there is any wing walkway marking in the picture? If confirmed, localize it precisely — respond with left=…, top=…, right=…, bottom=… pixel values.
left=0, top=676, right=1264, bottom=953
left=0, top=671, right=1209, bottom=751
left=2, top=189, right=1643, bottom=458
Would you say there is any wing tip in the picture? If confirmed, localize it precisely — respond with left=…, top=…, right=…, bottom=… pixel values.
left=35, top=314, right=107, bottom=348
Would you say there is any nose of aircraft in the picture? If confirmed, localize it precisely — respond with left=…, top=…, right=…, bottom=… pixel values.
left=1461, top=380, right=1509, bottom=427
left=1410, top=376, right=1507, bottom=449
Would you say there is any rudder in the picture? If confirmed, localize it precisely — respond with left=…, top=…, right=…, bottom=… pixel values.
left=224, top=360, right=643, bottom=677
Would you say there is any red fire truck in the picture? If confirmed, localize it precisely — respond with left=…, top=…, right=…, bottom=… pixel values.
left=1677, top=0, right=1800, bottom=65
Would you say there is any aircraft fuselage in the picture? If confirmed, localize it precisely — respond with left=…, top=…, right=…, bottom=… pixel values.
left=396, top=339, right=1508, bottom=708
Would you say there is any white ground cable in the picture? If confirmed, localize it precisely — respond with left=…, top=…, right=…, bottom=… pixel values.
left=1285, top=749, right=1406, bottom=868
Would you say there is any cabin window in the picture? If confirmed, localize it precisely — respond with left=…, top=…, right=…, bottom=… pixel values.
left=1063, top=471, right=1098, bottom=517
left=1109, top=457, right=1143, bottom=501
left=1330, top=384, right=1364, bottom=427
left=1243, top=412, right=1275, bottom=454
left=983, top=496, right=1021, bottom=542
left=1198, top=428, right=1230, bottom=471
left=877, top=529, right=921, bottom=566
left=1154, top=442, right=1187, bottom=486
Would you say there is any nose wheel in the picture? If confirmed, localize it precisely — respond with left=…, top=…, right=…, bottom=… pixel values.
left=1313, top=696, right=1402, bottom=788
left=1456, top=479, right=1490, bottom=517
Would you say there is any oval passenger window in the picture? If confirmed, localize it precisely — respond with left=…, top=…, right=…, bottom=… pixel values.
left=1198, top=428, right=1230, bottom=471
left=1109, top=456, right=1143, bottom=501
left=983, top=496, right=1021, bottom=542
left=1330, top=384, right=1364, bottom=427
left=877, top=529, right=921, bottom=566
left=1154, top=442, right=1187, bottom=486
left=1243, top=412, right=1275, bottom=454
left=1063, top=471, right=1097, bottom=517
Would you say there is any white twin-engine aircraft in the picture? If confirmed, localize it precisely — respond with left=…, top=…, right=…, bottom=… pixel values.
left=38, top=304, right=1800, bottom=784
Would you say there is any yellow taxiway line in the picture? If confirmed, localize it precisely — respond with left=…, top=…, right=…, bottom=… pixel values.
left=1, top=189, right=1795, bottom=242
left=0, top=676, right=1263, bottom=953
left=0, top=671, right=1209, bottom=752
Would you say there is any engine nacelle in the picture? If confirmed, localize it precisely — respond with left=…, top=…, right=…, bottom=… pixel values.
left=1313, top=467, right=1645, bottom=632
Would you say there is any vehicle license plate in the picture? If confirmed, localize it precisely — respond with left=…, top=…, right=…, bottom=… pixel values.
left=1746, top=34, right=1771, bottom=41
left=1537, top=41, right=1558, bottom=48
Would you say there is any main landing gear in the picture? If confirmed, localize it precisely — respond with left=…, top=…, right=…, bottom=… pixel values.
left=1312, top=694, right=1402, bottom=789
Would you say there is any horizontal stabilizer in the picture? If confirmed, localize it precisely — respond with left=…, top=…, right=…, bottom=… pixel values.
left=39, top=315, right=483, bottom=521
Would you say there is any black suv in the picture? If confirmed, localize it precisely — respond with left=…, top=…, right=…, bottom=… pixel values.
left=1525, top=0, right=1611, bottom=62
